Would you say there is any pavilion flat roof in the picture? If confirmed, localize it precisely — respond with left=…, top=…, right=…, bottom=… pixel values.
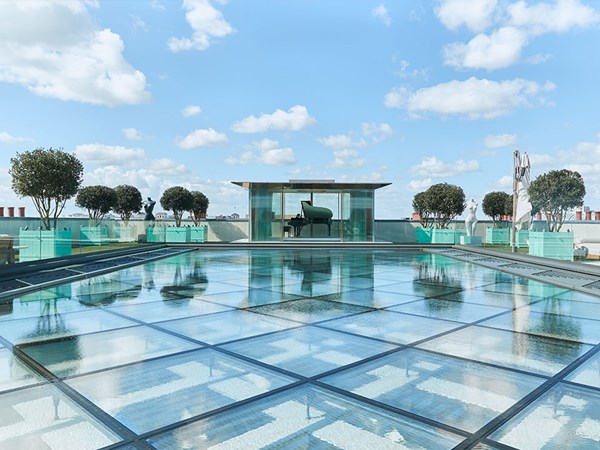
left=231, top=181, right=391, bottom=191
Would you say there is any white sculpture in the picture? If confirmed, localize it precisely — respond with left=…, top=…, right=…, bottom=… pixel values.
left=514, top=151, right=533, bottom=230
left=465, top=199, right=478, bottom=236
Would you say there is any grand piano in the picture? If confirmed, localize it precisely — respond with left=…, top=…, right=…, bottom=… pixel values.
left=287, top=201, right=333, bottom=237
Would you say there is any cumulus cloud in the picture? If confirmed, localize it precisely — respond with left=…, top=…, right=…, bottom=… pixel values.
left=168, top=0, right=235, bottom=52
left=317, top=134, right=366, bottom=150
left=231, top=105, right=317, bottom=133
left=177, top=128, right=228, bottom=149
left=496, top=175, right=513, bottom=188
left=331, top=149, right=365, bottom=168
left=182, top=105, right=202, bottom=117
left=0, top=131, right=32, bottom=144
left=408, top=178, right=433, bottom=192
left=411, top=156, right=480, bottom=178
left=122, top=128, right=142, bottom=141
left=75, top=144, right=145, bottom=167
left=383, top=87, right=408, bottom=108
left=384, top=77, right=555, bottom=119
left=439, top=0, right=600, bottom=70
left=0, top=1, right=150, bottom=105
left=484, top=133, right=518, bottom=148
left=361, top=122, right=393, bottom=143
left=435, top=0, right=497, bottom=33
left=226, top=138, right=296, bottom=166
left=372, top=4, right=391, bottom=27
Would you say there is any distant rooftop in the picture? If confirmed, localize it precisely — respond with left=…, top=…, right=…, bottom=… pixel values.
left=231, top=180, right=391, bottom=190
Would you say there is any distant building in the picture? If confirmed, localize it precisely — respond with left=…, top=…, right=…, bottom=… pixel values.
left=155, top=212, right=168, bottom=220
left=230, top=212, right=240, bottom=219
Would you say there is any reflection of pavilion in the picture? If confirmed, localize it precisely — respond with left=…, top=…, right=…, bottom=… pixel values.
left=232, top=180, right=390, bottom=242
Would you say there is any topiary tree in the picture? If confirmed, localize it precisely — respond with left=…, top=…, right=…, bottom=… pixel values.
left=190, top=191, right=209, bottom=226
left=10, top=147, right=84, bottom=230
left=160, top=186, right=194, bottom=227
left=482, top=191, right=511, bottom=228
left=113, top=185, right=143, bottom=225
left=425, top=183, right=465, bottom=229
left=412, top=191, right=434, bottom=228
left=528, top=169, right=585, bottom=232
left=75, top=185, right=117, bottom=226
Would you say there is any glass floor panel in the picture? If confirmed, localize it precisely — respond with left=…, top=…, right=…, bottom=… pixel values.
left=0, top=383, right=122, bottom=449
left=0, top=309, right=138, bottom=346
left=320, top=310, right=463, bottom=345
left=20, top=325, right=202, bottom=378
left=157, top=310, right=300, bottom=344
left=565, top=351, right=600, bottom=389
left=418, top=325, right=593, bottom=377
left=0, top=248, right=599, bottom=447
left=479, top=310, right=600, bottom=344
left=0, top=348, right=45, bottom=393
left=222, top=326, right=399, bottom=377
left=147, top=385, right=465, bottom=449
left=248, top=298, right=373, bottom=323
left=320, top=348, right=545, bottom=433
left=490, top=382, right=600, bottom=449
left=388, top=298, right=508, bottom=323
left=66, top=348, right=296, bottom=434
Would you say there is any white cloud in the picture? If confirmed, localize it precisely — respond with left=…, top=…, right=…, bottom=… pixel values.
left=407, top=178, right=433, bottom=192
left=508, top=0, right=600, bottom=34
left=439, top=0, right=600, bottom=70
left=385, top=77, right=555, bottom=119
left=361, top=122, right=393, bottom=143
left=177, top=128, right=228, bottom=149
left=317, top=134, right=365, bottom=150
left=496, top=175, right=514, bottom=188
left=411, top=156, right=480, bottom=177
left=168, top=0, right=235, bottom=52
left=226, top=139, right=296, bottom=166
left=331, top=149, right=365, bottom=168
left=122, top=128, right=142, bottom=141
left=484, top=133, right=518, bottom=148
left=231, top=105, right=317, bottom=133
left=75, top=144, right=145, bottom=167
left=435, top=0, right=497, bottom=33
left=0, top=1, right=150, bottom=106
left=372, top=4, right=391, bottom=27
left=182, top=105, right=202, bottom=117
left=148, top=158, right=188, bottom=176
left=0, top=131, right=32, bottom=144
left=383, top=87, right=408, bottom=108
left=444, top=27, right=528, bottom=70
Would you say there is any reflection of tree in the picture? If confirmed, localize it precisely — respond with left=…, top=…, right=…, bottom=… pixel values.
left=412, top=261, right=464, bottom=308
left=0, top=299, right=13, bottom=316
left=77, top=276, right=141, bottom=306
left=160, top=263, right=208, bottom=302
left=529, top=299, right=582, bottom=358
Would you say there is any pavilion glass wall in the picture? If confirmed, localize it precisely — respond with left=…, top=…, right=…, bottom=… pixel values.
left=341, top=190, right=374, bottom=242
left=249, top=190, right=282, bottom=241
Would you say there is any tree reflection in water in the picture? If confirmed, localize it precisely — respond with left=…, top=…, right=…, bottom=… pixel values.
left=413, top=257, right=464, bottom=312
left=160, top=263, right=209, bottom=302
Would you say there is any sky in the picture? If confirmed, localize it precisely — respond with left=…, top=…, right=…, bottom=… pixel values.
left=1, top=0, right=600, bottom=220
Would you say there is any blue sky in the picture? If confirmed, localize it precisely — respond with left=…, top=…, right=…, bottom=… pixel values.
left=1, top=0, right=600, bottom=219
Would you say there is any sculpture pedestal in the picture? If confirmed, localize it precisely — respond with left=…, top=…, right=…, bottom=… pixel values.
left=460, top=236, right=482, bottom=246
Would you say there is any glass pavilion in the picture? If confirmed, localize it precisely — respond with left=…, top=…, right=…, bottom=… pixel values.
left=232, top=180, right=391, bottom=242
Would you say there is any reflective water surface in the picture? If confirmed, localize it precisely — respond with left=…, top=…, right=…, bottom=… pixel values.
left=0, top=249, right=599, bottom=449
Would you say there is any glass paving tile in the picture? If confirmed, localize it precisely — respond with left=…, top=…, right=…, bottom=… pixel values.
left=197, top=289, right=301, bottom=308
left=0, top=289, right=96, bottom=322
left=147, top=385, right=464, bottom=449
left=221, top=326, right=398, bottom=377
left=479, top=310, right=600, bottom=344
left=248, top=298, right=372, bottom=323
left=527, top=297, right=600, bottom=321
left=491, top=382, right=600, bottom=449
left=318, top=288, right=422, bottom=308
left=157, top=310, right=300, bottom=344
left=65, top=348, right=295, bottom=434
left=380, top=281, right=463, bottom=298
left=0, top=309, right=138, bottom=346
left=553, top=290, right=600, bottom=304
left=273, top=281, right=354, bottom=298
left=106, top=298, right=233, bottom=323
left=0, top=348, right=45, bottom=393
left=483, top=280, right=570, bottom=299
left=0, top=383, right=122, bottom=449
left=320, top=348, right=545, bottom=433
left=20, top=326, right=202, bottom=378
left=565, top=351, right=600, bottom=389
left=388, top=299, right=508, bottom=323
left=320, top=310, right=462, bottom=344
left=418, top=325, right=593, bottom=377
left=437, top=288, right=537, bottom=308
